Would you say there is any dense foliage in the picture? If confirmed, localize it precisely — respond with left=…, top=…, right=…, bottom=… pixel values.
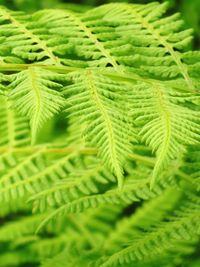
left=0, top=0, right=199, bottom=266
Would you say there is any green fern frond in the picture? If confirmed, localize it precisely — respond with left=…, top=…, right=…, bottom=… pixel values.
left=102, top=2, right=196, bottom=89
left=104, top=188, right=182, bottom=252
left=8, top=68, right=65, bottom=143
left=29, top=163, right=116, bottom=213
left=131, top=81, right=200, bottom=186
left=101, top=196, right=200, bottom=267
left=0, top=213, right=45, bottom=242
left=180, top=145, right=200, bottom=190
left=0, top=149, right=46, bottom=201
left=0, top=6, right=61, bottom=64
left=64, top=70, right=135, bottom=186
left=0, top=148, right=87, bottom=203
left=34, top=8, right=123, bottom=69
left=34, top=175, right=174, bottom=232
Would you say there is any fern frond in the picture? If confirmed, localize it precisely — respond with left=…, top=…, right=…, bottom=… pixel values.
left=30, top=234, right=67, bottom=260
left=34, top=175, right=174, bottom=232
left=29, top=163, right=116, bottom=213
left=34, top=8, right=123, bottom=69
left=0, top=2, right=199, bottom=183
left=101, top=196, right=200, bottom=267
left=40, top=205, right=122, bottom=267
left=0, top=148, right=86, bottom=203
left=180, top=145, right=200, bottom=191
left=64, top=70, right=135, bottom=186
left=131, top=81, right=200, bottom=186
left=0, top=149, right=46, bottom=202
left=104, top=188, right=182, bottom=252
left=101, top=2, right=196, bottom=90
left=0, top=6, right=61, bottom=64
left=0, top=2, right=200, bottom=267
left=8, top=68, right=65, bottom=143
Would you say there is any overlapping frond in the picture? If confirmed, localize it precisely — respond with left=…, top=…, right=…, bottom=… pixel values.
left=104, top=188, right=182, bottom=252
left=101, top=195, right=200, bottom=267
left=33, top=8, right=123, bottom=69
left=0, top=1, right=199, bottom=182
left=0, top=147, right=93, bottom=203
left=0, top=6, right=60, bottom=64
left=131, top=81, right=200, bottom=185
left=100, top=2, right=197, bottom=89
left=32, top=171, right=174, bottom=231
left=64, top=70, right=135, bottom=186
left=8, top=68, right=65, bottom=143
left=29, top=162, right=116, bottom=214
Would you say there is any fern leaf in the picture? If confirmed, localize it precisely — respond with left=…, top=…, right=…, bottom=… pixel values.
left=0, top=148, right=84, bottom=203
left=104, top=188, right=182, bottom=252
left=29, top=163, right=115, bottom=213
left=0, top=213, right=45, bottom=242
left=8, top=68, right=65, bottom=143
left=102, top=2, right=195, bottom=91
left=34, top=176, right=174, bottom=232
left=0, top=2, right=200, bottom=267
left=0, top=149, right=46, bottom=202
left=101, top=197, right=200, bottom=267
left=131, top=81, right=200, bottom=186
left=34, top=8, right=122, bottom=69
left=0, top=6, right=60, bottom=64
left=64, top=70, right=135, bottom=187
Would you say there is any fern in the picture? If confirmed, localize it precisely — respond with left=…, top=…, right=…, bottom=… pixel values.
left=64, top=70, right=135, bottom=186
left=8, top=68, right=65, bottom=143
left=131, top=80, right=200, bottom=186
left=0, top=1, right=200, bottom=267
left=101, top=195, right=200, bottom=266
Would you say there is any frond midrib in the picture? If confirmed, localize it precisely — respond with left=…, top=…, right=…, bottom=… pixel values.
left=150, top=83, right=172, bottom=186
left=29, top=67, right=42, bottom=143
left=86, top=70, right=123, bottom=185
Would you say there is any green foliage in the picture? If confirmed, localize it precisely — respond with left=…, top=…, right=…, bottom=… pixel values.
left=0, top=1, right=200, bottom=267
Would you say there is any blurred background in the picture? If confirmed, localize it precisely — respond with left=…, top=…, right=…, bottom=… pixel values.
left=0, top=0, right=199, bottom=47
